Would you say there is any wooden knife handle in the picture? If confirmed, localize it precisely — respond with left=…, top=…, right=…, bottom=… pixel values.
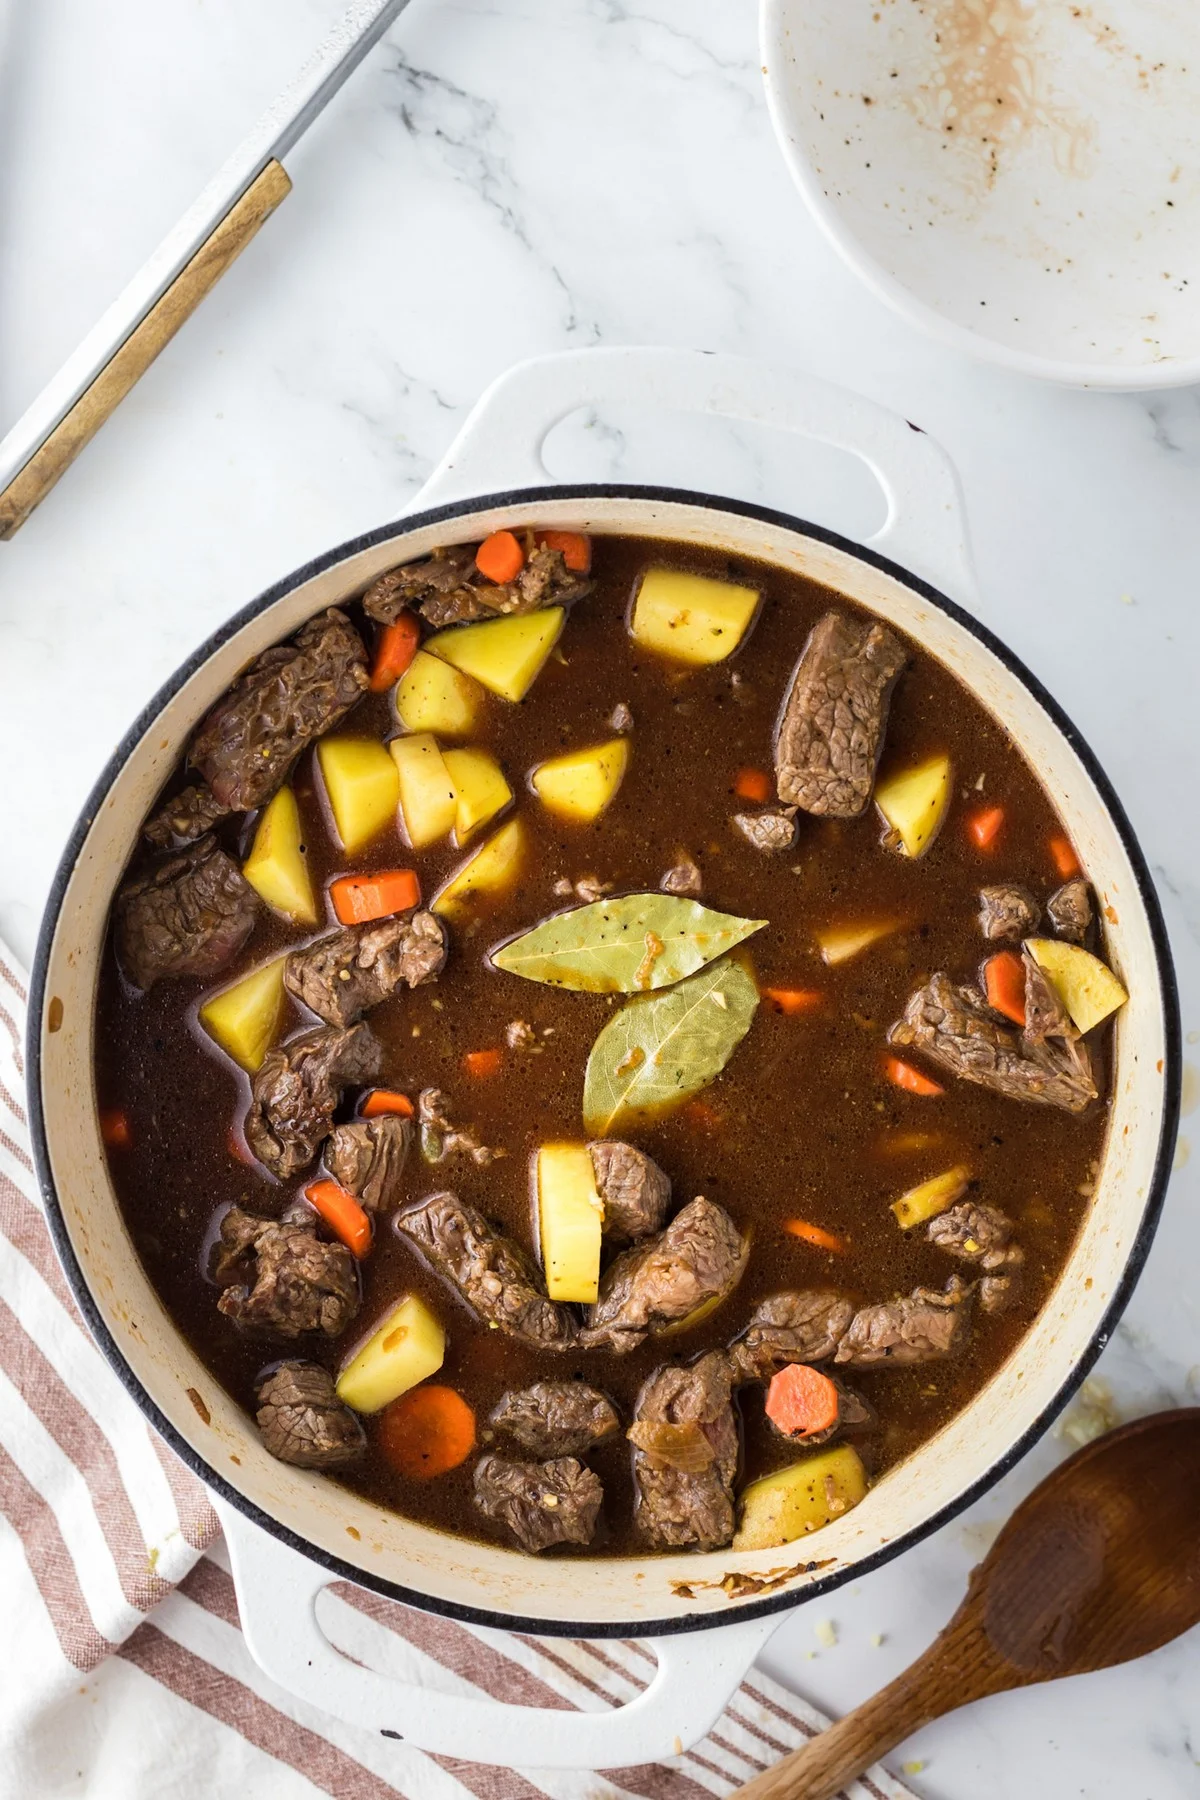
left=0, top=158, right=291, bottom=540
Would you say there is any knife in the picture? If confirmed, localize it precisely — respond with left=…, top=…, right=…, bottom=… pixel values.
left=0, top=0, right=412, bottom=540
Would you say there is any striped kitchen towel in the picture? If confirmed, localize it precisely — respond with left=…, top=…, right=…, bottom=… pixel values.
left=0, top=937, right=918, bottom=1800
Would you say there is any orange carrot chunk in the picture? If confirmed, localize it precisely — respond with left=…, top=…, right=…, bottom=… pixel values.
left=762, top=987, right=824, bottom=1016
left=765, top=1364, right=841, bottom=1440
left=1049, top=834, right=1082, bottom=880
left=884, top=1055, right=945, bottom=1098
left=329, top=869, right=421, bottom=926
left=475, top=530, right=525, bottom=585
left=463, top=1048, right=502, bottom=1079
left=783, top=1218, right=848, bottom=1254
left=377, top=1384, right=477, bottom=1480
left=537, top=529, right=592, bottom=574
left=984, top=950, right=1027, bottom=1026
left=100, top=1108, right=132, bottom=1149
left=967, top=805, right=1005, bottom=850
left=361, top=1088, right=415, bottom=1119
left=305, top=1179, right=372, bottom=1259
left=368, top=612, right=420, bottom=692
left=733, top=767, right=772, bottom=803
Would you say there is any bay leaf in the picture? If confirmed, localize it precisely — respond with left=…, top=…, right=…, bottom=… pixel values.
left=582, top=957, right=759, bottom=1135
left=491, top=893, right=765, bottom=993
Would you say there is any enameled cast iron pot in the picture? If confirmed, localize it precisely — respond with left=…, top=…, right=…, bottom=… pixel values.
left=29, top=348, right=1180, bottom=1767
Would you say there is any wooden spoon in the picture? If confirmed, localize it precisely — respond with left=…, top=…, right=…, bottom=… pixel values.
left=733, top=1408, right=1200, bottom=1800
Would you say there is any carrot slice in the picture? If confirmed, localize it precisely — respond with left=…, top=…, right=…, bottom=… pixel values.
left=368, top=612, right=420, bottom=692
left=733, top=767, right=772, bottom=804
left=1049, top=835, right=1081, bottom=880
left=361, top=1088, right=415, bottom=1119
left=377, top=1384, right=477, bottom=1480
left=762, top=987, right=824, bottom=1016
left=765, top=1364, right=841, bottom=1440
left=463, top=1048, right=502, bottom=1079
left=305, top=1179, right=372, bottom=1259
left=983, top=950, right=1027, bottom=1026
left=784, top=1218, right=847, bottom=1254
left=100, top=1108, right=132, bottom=1149
left=537, top=530, right=592, bottom=574
left=967, top=805, right=1005, bottom=850
left=475, top=530, right=525, bottom=584
left=884, top=1055, right=945, bottom=1097
left=329, top=869, right=420, bottom=926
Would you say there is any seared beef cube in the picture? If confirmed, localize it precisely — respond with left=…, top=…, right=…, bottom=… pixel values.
left=417, top=1087, right=500, bottom=1166
left=144, top=782, right=230, bottom=849
left=978, top=884, right=1040, bottom=942
left=473, top=1454, right=602, bottom=1552
left=580, top=1196, right=748, bottom=1353
left=116, top=837, right=259, bottom=990
left=245, top=1023, right=382, bottom=1179
left=215, top=1209, right=359, bottom=1338
left=588, top=1140, right=671, bottom=1243
left=834, top=1278, right=971, bottom=1368
left=927, top=1201, right=1025, bottom=1275
left=1047, top=878, right=1093, bottom=943
left=364, top=544, right=590, bottom=631
left=732, top=809, right=798, bottom=854
left=629, top=1352, right=738, bottom=1552
left=729, top=1290, right=856, bottom=1382
left=776, top=611, right=906, bottom=817
left=362, top=545, right=477, bottom=622
left=285, top=911, right=447, bottom=1028
left=256, top=1362, right=365, bottom=1468
left=489, top=1381, right=619, bottom=1457
left=325, top=1114, right=411, bottom=1212
left=765, top=1375, right=874, bottom=1447
left=889, top=971, right=1096, bottom=1113
left=397, top=1193, right=577, bottom=1349
left=660, top=855, right=702, bottom=898
left=188, top=608, right=367, bottom=811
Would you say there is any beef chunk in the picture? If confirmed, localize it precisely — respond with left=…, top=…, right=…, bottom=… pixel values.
left=733, top=809, right=798, bottom=854
left=834, top=1278, right=971, bottom=1368
left=980, top=1273, right=1019, bottom=1313
left=580, top=1196, right=748, bottom=1353
left=417, top=1087, right=501, bottom=1166
left=473, top=1454, right=602, bottom=1552
left=325, top=1114, right=411, bottom=1213
left=397, top=1193, right=576, bottom=1349
left=489, top=1382, right=619, bottom=1457
left=214, top=1209, right=359, bottom=1338
left=245, top=1023, right=382, bottom=1179
left=285, top=911, right=447, bottom=1027
left=776, top=611, right=906, bottom=817
left=660, top=855, right=702, bottom=898
left=115, top=837, right=259, bottom=990
left=364, top=544, right=590, bottom=631
left=978, top=884, right=1040, bottom=943
left=188, top=609, right=367, bottom=812
left=144, top=782, right=230, bottom=849
left=729, top=1290, right=856, bottom=1382
left=256, top=1362, right=365, bottom=1468
left=765, top=1376, right=874, bottom=1447
left=927, top=1200, right=1025, bottom=1275
left=588, top=1140, right=671, bottom=1243
left=629, top=1352, right=738, bottom=1551
left=1048, top=878, right=1093, bottom=943
left=889, top=971, right=1097, bottom=1113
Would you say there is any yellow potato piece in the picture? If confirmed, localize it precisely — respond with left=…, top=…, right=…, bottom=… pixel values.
left=891, top=1164, right=971, bottom=1230
left=531, top=738, right=629, bottom=822
left=734, top=1445, right=868, bottom=1551
left=336, top=1294, right=446, bottom=1415
left=442, top=746, right=513, bottom=843
left=199, top=956, right=288, bottom=1073
left=1025, top=937, right=1129, bottom=1035
left=815, top=918, right=900, bottom=966
left=426, top=608, right=564, bottom=703
left=875, top=754, right=952, bottom=858
left=242, top=787, right=318, bottom=924
left=630, top=568, right=759, bottom=666
left=317, top=735, right=400, bottom=854
left=395, top=650, right=481, bottom=737
left=390, top=733, right=458, bottom=849
left=537, top=1143, right=604, bottom=1303
left=433, top=817, right=525, bottom=920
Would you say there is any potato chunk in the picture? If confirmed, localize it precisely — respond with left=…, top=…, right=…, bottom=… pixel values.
left=242, top=787, right=318, bottom=925
left=390, top=733, right=458, bottom=849
left=426, top=608, right=564, bottom=703
left=631, top=568, right=759, bottom=666
left=891, top=1165, right=970, bottom=1229
left=395, top=650, right=481, bottom=737
left=876, top=754, right=952, bottom=858
left=734, top=1445, right=868, bottom=1550
left=537, top=1143, right=604, bottom=1303
left=442, top=746, right=513, bottom=843
left=336, top=1294, right=445, bottom=1415
left=317, top=735, right=400, bottom=854
left=432, top=817, right=525, bottom=920
left=531, top=738, right=629, bottom=822
left=1025, top=938, right=1128, bottom=1034
left=199, top=956, right=288, bottom=1072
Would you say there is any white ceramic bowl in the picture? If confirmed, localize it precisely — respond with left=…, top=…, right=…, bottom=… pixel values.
left=762, top=0, right=1200, bottom=388
left=28, top=350, right=1180, bottom=1764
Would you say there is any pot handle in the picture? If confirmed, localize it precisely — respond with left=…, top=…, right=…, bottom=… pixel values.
left=216, top=1498, right=782, bottom=1768
left=414, top=346, right=978, bottom=607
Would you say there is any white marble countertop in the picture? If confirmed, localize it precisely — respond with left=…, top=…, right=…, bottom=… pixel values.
left=2, top=2, right=1199, bottom=1795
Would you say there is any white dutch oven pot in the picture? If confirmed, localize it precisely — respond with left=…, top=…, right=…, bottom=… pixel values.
left=29, top=348, right=1178, bottom=1768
